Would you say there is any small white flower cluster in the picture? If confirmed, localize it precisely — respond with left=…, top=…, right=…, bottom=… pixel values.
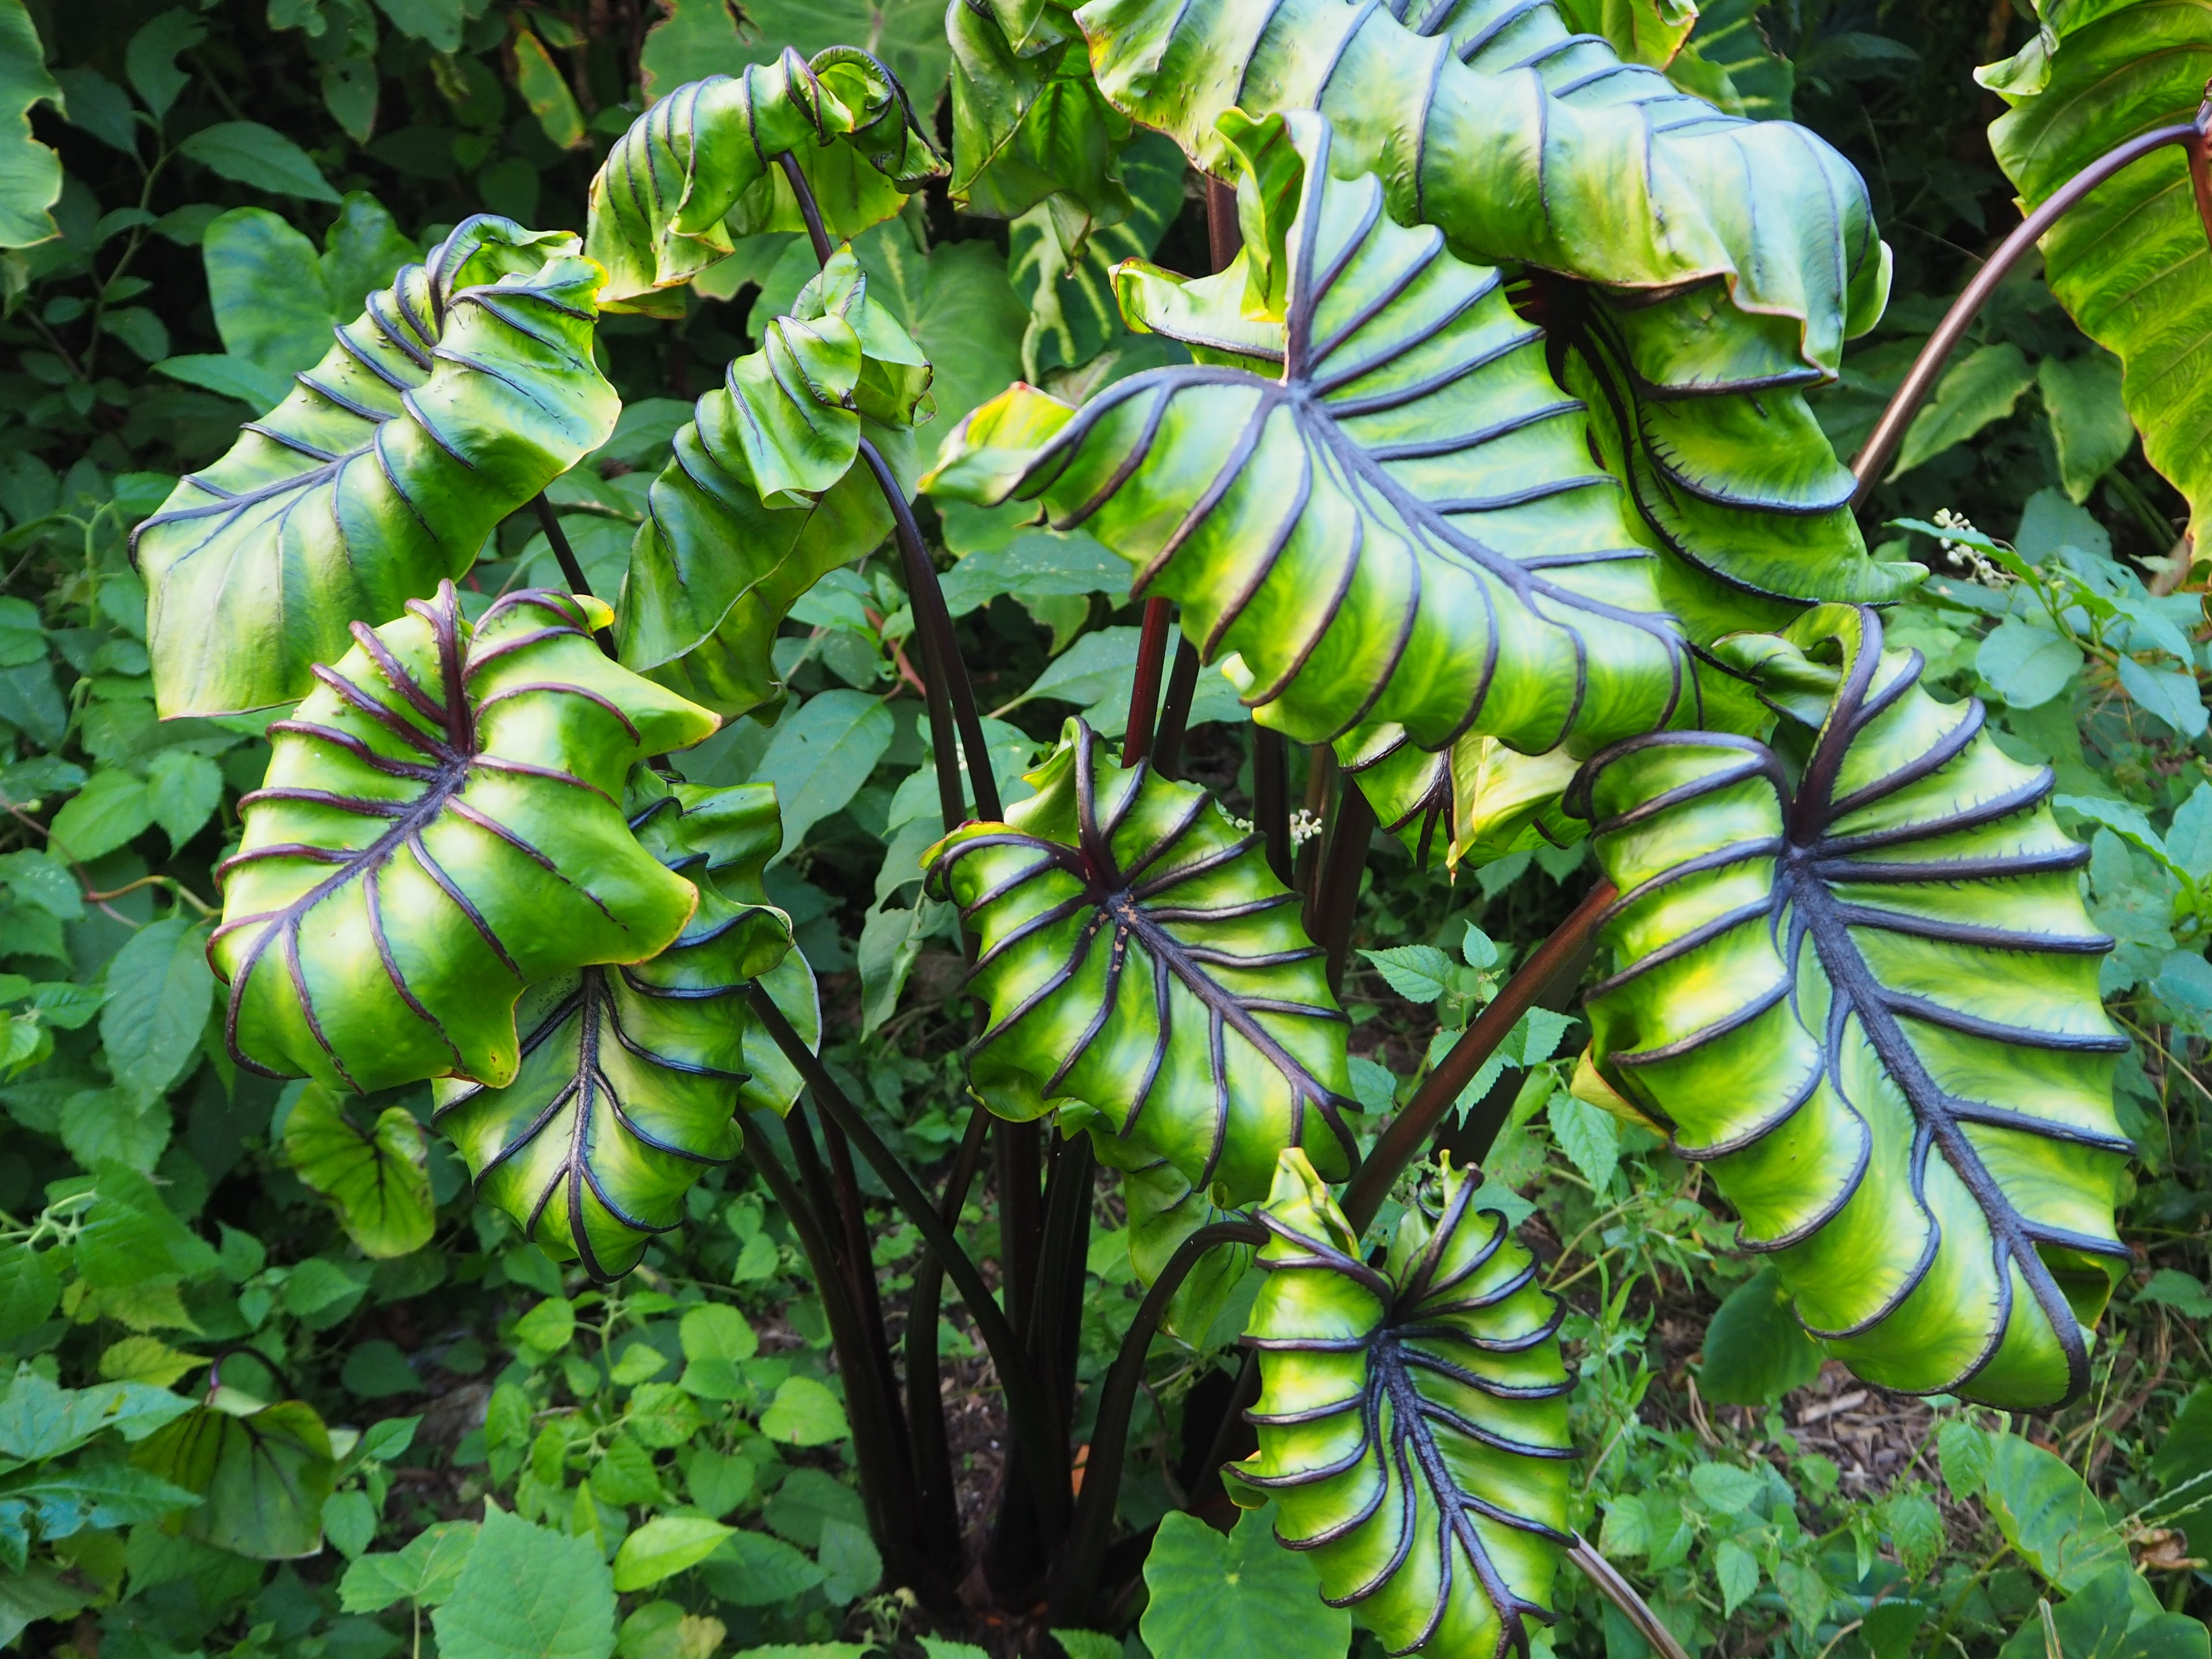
left=1290, top=809, right=1324, bottom=848
left=1932, top=508, right=2014, bottom=589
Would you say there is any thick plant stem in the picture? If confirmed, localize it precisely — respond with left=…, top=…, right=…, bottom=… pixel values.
left=1570, top=1535, right=1691, bottom=1659
left=741, top=1117, right=921, bottom=1585
left=1850, top=98, right=2212, bottom=501
left=1124, top=597, right=1174, bottom=762
left=1152, top=632, right=1202, bottom=779
left=1048, top=1217, right=1266, bottom=1622
left=860, top=436, right=1003, bottom=821
left=904, top=1097, right=994, bottom=1582
left=748, top=983, right=1071, bottom=1531
left=775, top=150, right=836, bottom=264
left=531, top=494, right=617, bottom=656
left=1306, top=768, right=1374, bottom=996
left=1253, top=726, right=1293, bottom=885
left=1340, top=877, right=1618, bottom=1235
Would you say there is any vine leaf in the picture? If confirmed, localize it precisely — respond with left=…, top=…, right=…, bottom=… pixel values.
left=618, top=248, right=928, bottom=720
left=1232, top=1150, right=1575, bottom=1659
left=135, top=217, right=620, bottom=718
left=585, top=47, right=944, bottom=305
left=929, top=718, right=1356, bottom=1205
left=213, top=582, right=719, bottom=1098
left=1982, top=3, right=2212, bottom=544
left=927, top=110, right=1696, bottom=761
left=282, top=1084, right=435, bottom=1259
left=132, top=1398, right=337, bottom=1560
left=1571, top=603, right=2133, bottom=1408
left=433, top=776, right=798, bottom=1282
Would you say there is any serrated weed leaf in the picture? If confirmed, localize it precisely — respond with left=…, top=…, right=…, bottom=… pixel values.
left=930, top=720, right=1355, bottom=1203
left=435, top=779, right=790, bottom=1281
left=927, top=111, right=1697, bottom=762
left=1241, top=1151, right=1574, bottom=1659
left=137, top=217, right=619, bottom=717
left=213, top=582, right=718, bottom=1096
left=586, top=47, right=943, bottom=301
left=431, top=1505, right=616, bottom=1659
left=1574, top=604, right=2132, bottom=1408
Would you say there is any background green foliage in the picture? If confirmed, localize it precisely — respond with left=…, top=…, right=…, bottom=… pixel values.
left=3, top=0, right=2212, bottom=1657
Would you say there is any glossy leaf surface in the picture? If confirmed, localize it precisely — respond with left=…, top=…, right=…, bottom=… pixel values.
left=434, top=777, right=796, bottom=1281
left=927, top=112, right=1693, bottom=758
left=1573, top=604, right=2132, bottom=1408
left=1075, top=0, right=1885, bottom=372
left=1983, top=2, right=2212, bottom=544
left=618, top=249, right=926, bottom=719
left=1236, top=1151, right=1574, bottom=1659
left=135, top=218, right=619, bottom=717
left=929, top=720, right=1355, bottom=1204
left=586, top=47, right=942, bottom=302
left=214, top=584, right=719, bottom=1096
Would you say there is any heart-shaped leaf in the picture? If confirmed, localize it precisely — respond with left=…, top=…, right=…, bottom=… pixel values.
left=929, top=719, right=1355, bottom=1204
left=433, top=777, right=797, bottom=1281
left=213, top=582, right=719, bottom=1097
left=1234, top=1150, right=1575, bottom=1659
left=136, top=217, right=620, bottom=717
left=618, top=249, right=928, bottom=719
left=927, top=111, right=1695, bottom=760
left=1573, top=603, right=2133, bottom=1408
left=283, top=1084, right=436, bottom=1258
left=132, top=1397, right=337, bottom=1560
left=586, top=47, right=944, bottom=303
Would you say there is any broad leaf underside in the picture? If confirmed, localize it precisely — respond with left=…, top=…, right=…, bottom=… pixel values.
left=213, top=583, right=718, bottom=1097
left=929, top=112, right=1696, bottom=762
left=587, top=47, right=944, bottom=302
left=1985, top=0, right=2212, bottom=546
left=930, top=720, right=1357, bottom=1206
left=135, top=217, right=619, bottom=717
left=1240, top=1152, right=1574, bottom=1659
left=1574, top=605, right=2131, bottom=1409
left=435, top=779, right=799, bottom=1280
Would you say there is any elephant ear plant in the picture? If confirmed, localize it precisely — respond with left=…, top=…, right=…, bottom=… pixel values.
left=128, top=0, right=2205, bottom=1646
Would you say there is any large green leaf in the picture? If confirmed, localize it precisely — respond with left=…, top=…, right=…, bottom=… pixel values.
left=132, top=1397, right=338, bottom=1560
left=433, top=778, right=795, bottom=1281
left=927, top=111, right=1695, bottom=759
left=585, top=47, right=942, bottom=304
left=1233, top=1150, right=1574, bottom=1659
left=1008, top=130, right=1185, bottom=381
left=616, top=248, right=926, bottom=720
left=213, top=582, right=719, bottom=1097
left=1075, top=0, right=1884, bottom=369
left=283, top=1084, right=437, bottom=1257
left=1073, top=0, right=1908, bottom=628
left=929, top=719, right=1355, bottom=1205
left=1573, top=603, right=2133, bottom=1408
left=1983, top=0, right=2212, bottom=546
left=135, top=217, right=619, bottom=718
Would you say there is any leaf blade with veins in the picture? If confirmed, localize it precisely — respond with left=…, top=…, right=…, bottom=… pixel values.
left=433, top=778, right=799, bottom=1281
left=1237, top=1151, right=1575, bottom=1659
left=1573, top=603, right=2134, bottom=1408
left=926, top=110, right=1694, bottom=761
left=135, top=217, right=619, bottom=717
left=929, top=719, right=1355, bottom=1204
left=213, top=582, right=719, bottom=1097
